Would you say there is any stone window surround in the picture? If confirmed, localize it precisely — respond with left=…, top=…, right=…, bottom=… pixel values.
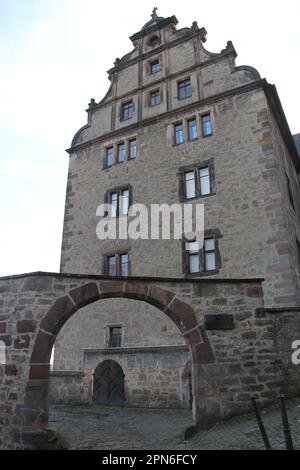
left=145, top=55, right=163, bottom=76
left=177, top=76, right=192, bottom=100
left=103, top=137, right=138, bottom=169
left=119, top=99, right=135, bottom=122
left=102, top=247, right=131, bottom=277
left=182, top=228, right=223, bottom=277
left=104, top=184, right=133, bottom=217
left=105, top=323, right=124, bottom=349
left=147, top=87, right=163, bottom=107
left=177, top=158, right=216, bottom=202
left=172, top=109, right=214, bottom=146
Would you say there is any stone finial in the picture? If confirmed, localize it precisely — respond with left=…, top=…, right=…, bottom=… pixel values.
left=151, top=7, right=158, bottom=19
left=88, top=98, right=96, bottom=109
left=114, top=57, right=120, bottom=66
left=191, top=21, right=199, bottom=31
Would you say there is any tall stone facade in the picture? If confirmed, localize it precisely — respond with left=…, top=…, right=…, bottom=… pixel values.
left=53, top=11, right=300, bottom=408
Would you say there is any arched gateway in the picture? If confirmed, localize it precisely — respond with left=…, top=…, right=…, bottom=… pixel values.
left=0, top=272, right=268, bottom=449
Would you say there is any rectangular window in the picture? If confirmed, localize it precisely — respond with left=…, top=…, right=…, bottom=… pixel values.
left=111, top=192, right=118, bottom=218
left=199, top=166, right=211, bottom=195
left=188, top=118, right=198, bottom=141
left=106, top=146, right=114, bottom=168
left=117, top=142, right=125, bottom=163
left=201, top=114, right=212, bottom=136
left=107, top=255, right=116, bottom=276
left=174, top=123, right=184, bottom=144
left=204, top=238, right=216, bottom=271
left=105, top=252, right=130, bottom=277
left=122, top=101, right=134, bottom=120
left=107, top=186, right=132, bottom=218
left=109, top=326, right=122, bottom=348
left=121, top=189, right=129, bottom=216
left=185, top=171, right=196, bottom=199
left=150, top=90, right=161, bottom=106
left=186, top=241, right=200, bottom=274
left=178, top=78, right=192, bottom=99
left=129, top=139, right=137, bottom=159
left=120, top=253, right=129, bottom=276
left=183, top=231, right=221, bottom=276
left=151, top=60, right=160, bottom=74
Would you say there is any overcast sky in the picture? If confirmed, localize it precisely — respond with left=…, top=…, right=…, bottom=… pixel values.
left=0, top=0, right=299, bottom=276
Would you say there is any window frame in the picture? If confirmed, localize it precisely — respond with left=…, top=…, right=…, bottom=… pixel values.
left=150, top=60, right=160, bottom=74
left=104, top=185, right=133, bottom=218
left=177, top=159, right=216, bottom=202
left=201, top=113, right=213, bottom=137
left=174, top=122, right=185, bottom=145
left=187, top=118, right=198, bottom=141
left=121, top=100, right=134, bottom=121
left=149, top=89, right=161, bottom=107
left=177, top=77, right=192, bottom=100
left=117, top=142, right=126, bottom=163
left=182, top=229, right=222, bottom=277
left=128, top=138, right=138, bottom=160
left=103, top=249, right=131, bottom=277
left=105, top=145, right=114, bottom=168
left=106, top=324, right=123, bottom=349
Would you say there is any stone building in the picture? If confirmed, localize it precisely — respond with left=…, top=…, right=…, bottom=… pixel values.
left=51, top=10, right=300, bottom=409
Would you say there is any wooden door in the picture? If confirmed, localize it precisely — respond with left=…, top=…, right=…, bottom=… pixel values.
left=93, top=360, right=125, bottom=406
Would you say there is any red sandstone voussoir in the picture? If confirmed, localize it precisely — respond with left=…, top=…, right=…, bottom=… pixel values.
left=99, top=280, right=124, bottom=298
left=40, top=295, right=77, bottom=335
left=123, top=281, right=149, bottom=300
left=30, top=331, right=56, bottom=364
left=69, top=282, right=100, bottom=307
left=147, top=285, right=175, bottom=310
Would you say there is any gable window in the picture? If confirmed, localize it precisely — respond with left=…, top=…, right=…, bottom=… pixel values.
left=174, top=122, right=184, bottom=145
left=106, top=186, right=132, bottom=217
left=188, top=118, right=198, bottom=141
left=151, top=60, right=160, bottom=74
left=201, top=113, right=213, bottom=137
left=108, top=326, right=122, bottom=348
left=182, top=230, right=222, bottom=276
left=286, top=174, right=295, bottom=211
left=104, top=252, right=130, bottom=277
left=106, top=146, right=114, bottom=168
left=178, top=160, right=215, bottom=201
left=117, top=142, right=125, bottom=163
left=128, top=139, right=137, bottom=159
left=178, top=78, right=192, bottom=100
left=148, top=35, right=160, bottom=47
left=122, top=101, right=134, bottom=121
left=150, top=89, right=161, bottom=106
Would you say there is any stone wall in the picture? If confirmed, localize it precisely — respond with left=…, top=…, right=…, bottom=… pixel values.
left=51, top=347, right=190, bottom=409
left=1, top=272, right=300, bottom=449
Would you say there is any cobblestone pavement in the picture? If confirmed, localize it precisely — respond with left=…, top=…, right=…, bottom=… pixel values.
left=49, top=398, right=300, bottom=450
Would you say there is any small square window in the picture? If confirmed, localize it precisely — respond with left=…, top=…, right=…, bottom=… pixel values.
left=201, top=114, right=212, bottom=137
left=174, top=123, right=184, bottom=145
left=122, top=101, right=134, bottom=121
left=151, top=60, right=160, bottom=74
left=150, top=90, right=161, bottom=106
left=178, top=78, right=192, bottom=99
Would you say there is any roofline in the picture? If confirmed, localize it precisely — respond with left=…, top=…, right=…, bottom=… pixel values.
left=263, top=82, right=300, bottom=172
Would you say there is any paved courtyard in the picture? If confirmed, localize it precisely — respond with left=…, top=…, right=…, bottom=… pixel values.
left=49, top=398, right=300, bottom=450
